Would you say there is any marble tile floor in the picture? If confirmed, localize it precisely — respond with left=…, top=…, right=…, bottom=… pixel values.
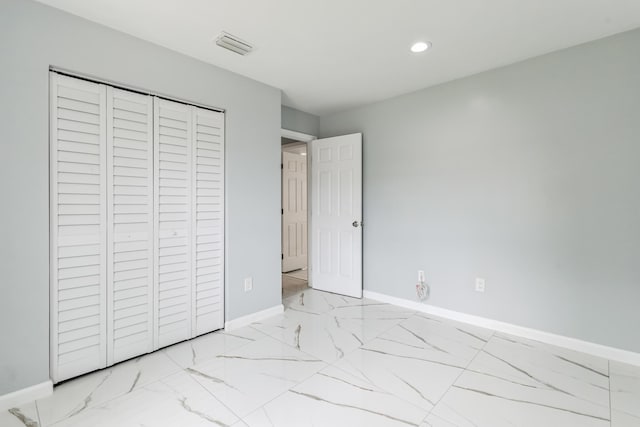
left=2, top=288, right=639, bottom=427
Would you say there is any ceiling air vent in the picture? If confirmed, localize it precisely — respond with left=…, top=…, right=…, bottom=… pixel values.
left=215, top=32, right=253, bottom=56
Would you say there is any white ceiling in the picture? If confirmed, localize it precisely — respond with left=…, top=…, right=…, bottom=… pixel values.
left=36, top=0, right=640, bottom=116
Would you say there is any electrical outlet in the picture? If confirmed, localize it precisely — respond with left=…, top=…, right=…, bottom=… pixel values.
left=418, top=270, right=425, bottom=282
left=475, top=278, right=485, bottom=293
left=244, top=277, right=253, bottom=292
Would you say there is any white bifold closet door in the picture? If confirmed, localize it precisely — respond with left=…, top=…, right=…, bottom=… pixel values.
left=191, top=107, right=225, bottom=336
left=153, top=99, right=225, bottom=347
left=50, top=73, right=108, bottom=382
left=154, top=99, right=194, bottom=348
left=106, top=87, right=154, bottom=364
left=51, top=72, right=225, bottom=383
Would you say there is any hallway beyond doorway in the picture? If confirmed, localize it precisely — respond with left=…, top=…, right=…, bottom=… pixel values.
left=282, top=269, right=308, bottom=299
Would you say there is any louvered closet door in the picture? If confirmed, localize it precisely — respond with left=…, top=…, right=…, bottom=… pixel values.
left=192, top=107, right=225, bottom=335
left=50, top=73, right=107, bottom=382
left=106, top=88, right=154, bottom=364
left=154, top=98, right=193, bottom=348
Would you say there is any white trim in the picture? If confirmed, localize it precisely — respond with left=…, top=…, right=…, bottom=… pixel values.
left=0, top=381, right=53, bottom=411
left=190, top=106, right=198, bottom=337
left=50, top=67, right=224, bottom=113
left=106, top=85, right=115, bottom=365
left=363, top=290, right=640, bottom=367
left=224, top=304, right=284, bottom=330
left=152, top=97, right=161, bottom=351
left=281, top=128, right=316, bottom=143
left=49, top=72, right=58, bottom=384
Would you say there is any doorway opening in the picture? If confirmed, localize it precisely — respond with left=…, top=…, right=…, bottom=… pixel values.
left=280, top=129, right=363, bottom=301
left=281, top=129, right=314, bottom=299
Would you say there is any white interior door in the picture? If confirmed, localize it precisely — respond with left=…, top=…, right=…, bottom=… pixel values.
left=311, top=133, right=362, bottom=298
left=282, top=151, right=308, bottom=272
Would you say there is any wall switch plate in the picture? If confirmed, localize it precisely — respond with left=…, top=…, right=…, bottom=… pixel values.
left=475, top=278, right=485, bottom=292
left=418, top=270, right=425, bottom=282
left=244, top=277, right=253, bottom=292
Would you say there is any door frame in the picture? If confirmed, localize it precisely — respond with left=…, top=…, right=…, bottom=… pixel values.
left=281, top=128, right=316, bottom=289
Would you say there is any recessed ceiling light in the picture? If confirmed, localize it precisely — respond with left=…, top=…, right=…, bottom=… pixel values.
left=301, top=152, right=307, bottom=156
left=410, top=41, right=431, bottom=53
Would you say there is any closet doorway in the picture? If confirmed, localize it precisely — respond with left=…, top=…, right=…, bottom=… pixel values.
left=50, top=71, right=225, bottom=383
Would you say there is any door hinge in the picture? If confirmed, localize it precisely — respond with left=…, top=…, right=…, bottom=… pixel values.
left=281, top=208, right=284, bottom=215
left=281, top=253, right=284, bottom=260
left=281, top=163, right=283, bottom=169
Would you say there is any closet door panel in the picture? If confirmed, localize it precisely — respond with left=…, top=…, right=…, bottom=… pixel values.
left=192, top=108, right=225, bottom=335
left=50, top=73, right=107, bottom=383
left=154, top=98, right=193, bottom=349
left=106, top=87, right=154, bottom=364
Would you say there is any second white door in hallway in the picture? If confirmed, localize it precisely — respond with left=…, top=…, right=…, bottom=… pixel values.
left=282, top=151, right=308, bottom=272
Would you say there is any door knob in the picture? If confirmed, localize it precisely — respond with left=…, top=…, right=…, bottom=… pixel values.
left=352, top=221, right=361, bottom=228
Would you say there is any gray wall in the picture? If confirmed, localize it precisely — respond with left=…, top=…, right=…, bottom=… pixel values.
left=0, top=0, right=281, bottom=395
left=282, top=105, right=319, bottom=136
left=320, top=28, right=640, bottom=353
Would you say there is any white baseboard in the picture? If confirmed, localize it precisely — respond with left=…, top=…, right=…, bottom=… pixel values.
left=224, top=304, right=284, bottom=331
left=0, top=380, right=52, bottom=411
left=364, top=290, right=640, bottom=367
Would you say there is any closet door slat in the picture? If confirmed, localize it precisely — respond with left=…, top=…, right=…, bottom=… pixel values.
left=50, top=73, right=107, bottom=383
left=154, top=98, right=193, bottom=349
left=192, top=108, right=225, bottom=336
left=107, top=87, right=154, bottom=364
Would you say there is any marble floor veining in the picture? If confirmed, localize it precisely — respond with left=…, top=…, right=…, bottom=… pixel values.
left=2, top=288, right=639, bottom=427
